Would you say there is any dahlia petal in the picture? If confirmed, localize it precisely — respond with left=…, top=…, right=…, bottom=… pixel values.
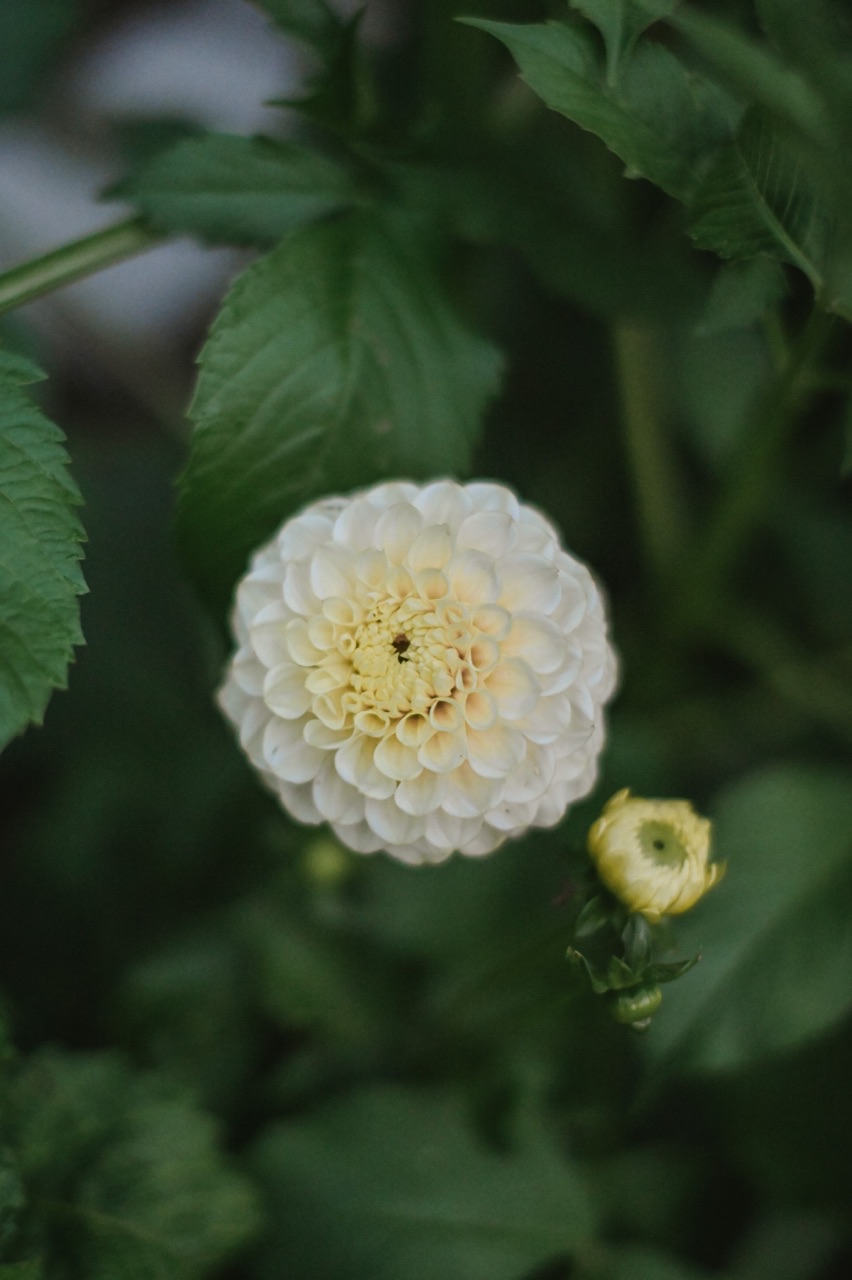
left=442, top=762, right=503, bottom=818
left=464, top=482, right=520, bottom=518
left=233, top=653, right=266, bottom=696
left=283, top=563, right=320, bottom=616
left=407, top=524, right=453, bottom=572
left=502, top=742, right=556, bottom=804
left=278, top=513, right=334, bottom=559
left=376, top=502, right=423, bottom=562
left=364, top=797, right=426, bottom=845
left=456, top=510, right=517, bottom=557
left=284, top=618, right=325, bottom=667
left=501, top=613, right=567, bottom=674
left=485, top=658, right=540, bottom=720
left=332, top=496, right=378, bottom=550
left=446, top=550, right=500, bottom=603
left=499, top=555, right=561, bottom=613
left=313, top=758, right=364, bottom=824
left=471, top=604, right=512, bottom=640
left=395, top=769, right=448, bottom=816
left=373, top=735, right=422, bottom=781
left=263, top=663, right=312, bottom=718
left=418, top=729, right=467, bottom=774
left=466, top=722, right=525, bottom=779
left=276, top=780, right=322, bottom=824
left=461, top=689, right=496, bottom=731
left=424, top=810, right=482, bottom=853
left=310, top=546, right=356, bottom=600
left=335, top=733, right=396, bottom=799
left=263, top=718, right=323, bottom=783
left=331, top=820, right=385, bottom=854
left=413, top=480, right=470, bottom=528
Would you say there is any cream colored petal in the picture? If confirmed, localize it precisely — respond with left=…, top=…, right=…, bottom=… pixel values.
left=310, top=546, right=356, bottom=600
left=446, top=550, right=500, bottom=603
left=335, top=733, right=396, bottom=800
left=424, top=810, right=482, bottom=853
left=217, top=676, right=250, bottom=731
left=466, top=722, right=525, bottom=779
left=367, top=481, right=420, bottom=510
left=485, top=798, right=538, bottom=831
left=276, top=780, right=322, bottom=825
left=312, top=758, right=364, bottom=824
left=407, top=524, right=453, bottom=573
left=485, top=658, right=540, bottom=720
left=552, top=567, right=588, bottom=631
left=441, top=761, right=503, bottom=818
left=263, top=717, right=323, bottom=783
left=303, top=718, right=352, bottom=749
left=283, top=562, right=320, bottom=617
left=354, top=709, right=391, bottom=737
left=460, top=823, right=506, bottom=856
left=373, top=735, right=422, bottom=781
left=456, top=510, right=517, bottom=557
left=332, top=496, right=378, bottom=550
left=471, top=604, right=511, bottom=640
left=414, top=568, right=449, bottom=600
left=285, top=618, right=325, bottom=667
left=364, top=796, right=427, bottom=845
left=396, top=712, right=432, bottom=748
left=395, top=769, right=448, bottom=816
left=263, top=663, right=312, bottom=718
left=499, top=555, right=561, bottom=613
left=356, top=548, right=388, bottom=589
left=412, top=479, right=470, bottom=529
left=376, top=502, right=424, bottom=562
left=502, top=742, right=555, bottom=804
left=464, top=482, right=519, bottom=517
left=305, top=664, right=348, bottom=695
left=501, top=613, right=566, bottom=674
left=418, top=729, right=467, bottom=774
left=461, top=690, right=497, bottom=731
left=468, top=635, right=500, bottom=675
left=236, top=565, right=286, bottom=621
left=312, top=691, right=347, bottom=730
left=278, top=513, right=334, bottom=559
left=514, top=693, right=573, bottom=744
left=307, top=616, right=336, bottom=650
left=331, top=819, right=385, bottom=854
left=233, top=652, right=265, bottom=696
left=387, top=565, right=414, bottom=599
left=429, top=698, right=464, bottom=733
left=322, top=597, right=363, bottom=627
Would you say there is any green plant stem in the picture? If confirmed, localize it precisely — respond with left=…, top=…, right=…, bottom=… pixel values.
left=0, top=217, right=163, bottom=317
left=613, top=321, right=688, bottom=583
left=682, top=306, right=833, bottom=622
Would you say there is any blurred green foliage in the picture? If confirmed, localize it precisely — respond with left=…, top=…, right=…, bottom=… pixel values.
left=0, top=1, right=851, bottom=1278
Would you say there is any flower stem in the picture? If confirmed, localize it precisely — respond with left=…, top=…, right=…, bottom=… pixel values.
left=613, top=321, right=688, bottom=583
left=0, top=217, right=163, bottom=317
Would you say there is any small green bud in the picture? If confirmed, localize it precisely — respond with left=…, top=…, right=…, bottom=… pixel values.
left=611, top=983, right=663, bottom=1027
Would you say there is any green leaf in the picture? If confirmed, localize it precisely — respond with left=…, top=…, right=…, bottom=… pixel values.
left=4, top=1050, right=260, bottom=1279
left=251, top=1086, right=596, bottom=1280
left=645, top=765, right=852, bottom=1072
left=112, top=133, right=356, bottom=247
left=0, top=0, right=78, bottom=113
left=0, top=349, right=86, bottom=751
left=569, top=1, right=676, bottom=84
left=695, top=256, right=787, bottom=336
left=179, top=208, right=503, bottom=605
left=465, top=17, right=733, bottom=200
left=253, top=0, right=344, bottom=53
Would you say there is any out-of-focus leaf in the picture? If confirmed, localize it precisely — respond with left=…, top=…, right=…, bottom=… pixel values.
left=645, top=766, right=852, bottom=1072
left=0, top=1265, right=41, bottom=1279
left=179, top=208, right=503, bottom=606
left=4, top=1051, right=259, bottom=1279
left=251, top=1086, right=596, bottom=1280
left=605, top=1244, right=710, bottom=1280
left=466, top=18, right=734, bottom=201
left=253, top=0, right=343, bottom=53
left=695, top=257, right=787, bottom=336
left=570, top=1, right=676, bottom=83
left=112, top=133, right=356, bottom=247
left=0, top=349, right=85, bottom=751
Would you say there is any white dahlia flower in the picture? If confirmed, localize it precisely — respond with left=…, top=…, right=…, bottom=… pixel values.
left=218, top=480, right=617, bottom=865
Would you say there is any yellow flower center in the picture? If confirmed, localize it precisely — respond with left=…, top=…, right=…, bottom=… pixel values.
left=638, top=821, right=688, bottom=870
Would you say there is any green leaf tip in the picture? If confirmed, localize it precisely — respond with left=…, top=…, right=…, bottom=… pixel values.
left=0, top=348, right=86, bottom=751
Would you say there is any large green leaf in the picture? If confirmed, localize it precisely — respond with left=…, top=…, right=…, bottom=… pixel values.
left=570, top=1, right=676, bottom=84
left=251, top=1086, right=596, bottom=1280
left=179, top=208, right=503, bottom=605
left=0, top=350, right=85, bottom=751
left=645, top=766, right=852, bottom=1072
left=112, top=133, right=356, bottom=247
left=465, top=17, right=734, bottom=201
left=4, top=1050, right=259, bottom=1279
left=254, top=0, right=344, bottom=54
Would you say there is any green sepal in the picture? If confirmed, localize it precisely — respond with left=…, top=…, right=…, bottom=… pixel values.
left=574, top=894, right=613, bottom=939
left=645, top=953, right=701, bottom=984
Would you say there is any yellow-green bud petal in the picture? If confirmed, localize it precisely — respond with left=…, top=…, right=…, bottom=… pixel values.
left=587, top=789, right=724, bottom=922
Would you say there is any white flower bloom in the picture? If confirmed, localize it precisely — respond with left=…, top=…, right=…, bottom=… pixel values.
left=218, top=480, right=617, bottom=864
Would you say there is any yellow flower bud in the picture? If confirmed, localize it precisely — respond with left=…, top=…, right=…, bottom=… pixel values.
left=587, top=789, right=724, bottom=922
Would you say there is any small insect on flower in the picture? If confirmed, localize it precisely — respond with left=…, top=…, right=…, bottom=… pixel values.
left=587, top=789, right=724, bottom=921
left=218, top=479, right=617, bottom=865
